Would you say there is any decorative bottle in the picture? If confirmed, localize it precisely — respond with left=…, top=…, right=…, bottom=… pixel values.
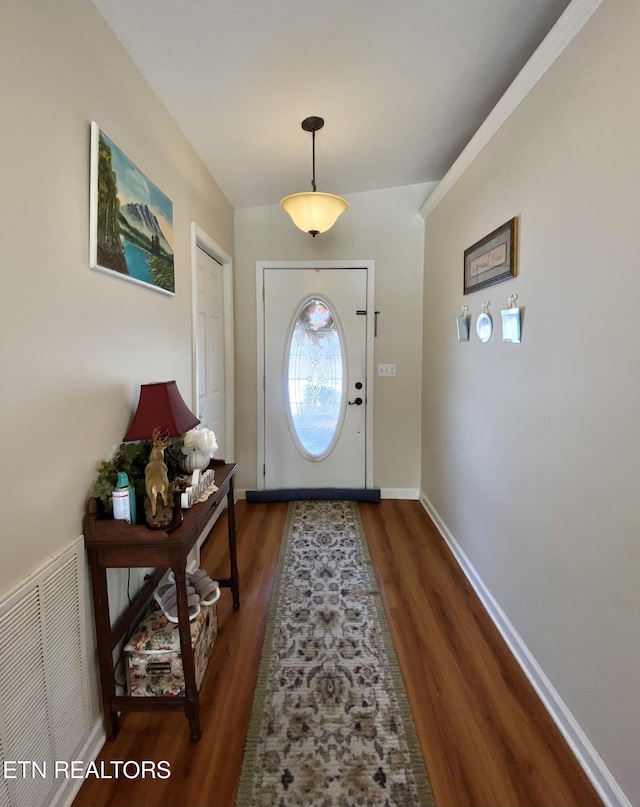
left=112, top=471, right=135, bottom=524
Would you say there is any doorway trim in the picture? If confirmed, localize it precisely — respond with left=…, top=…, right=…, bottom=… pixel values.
left=190, top=222, right=235, bottom=462
left=256, top=260, right=375, bottom=491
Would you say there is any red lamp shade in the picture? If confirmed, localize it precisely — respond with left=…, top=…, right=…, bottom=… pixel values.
left=123, top=381, right=200, bottom=441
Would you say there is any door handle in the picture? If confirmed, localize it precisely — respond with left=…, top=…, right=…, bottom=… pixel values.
left=348, top=397, right=363, bottom=406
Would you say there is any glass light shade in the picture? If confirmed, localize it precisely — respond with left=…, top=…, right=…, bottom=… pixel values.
left=280, top=192, right=348, bottom=235
left=122, top=380, right=200, bottom=441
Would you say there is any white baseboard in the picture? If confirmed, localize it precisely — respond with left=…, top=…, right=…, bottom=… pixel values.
left=53, top=720, right=106, bottom=807
left=419, top=490, right=631, bottom=807
left=381, top=488, right=419, bottom=500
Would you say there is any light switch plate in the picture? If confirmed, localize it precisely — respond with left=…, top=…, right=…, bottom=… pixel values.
left=378, top=363, right=396, bottom=376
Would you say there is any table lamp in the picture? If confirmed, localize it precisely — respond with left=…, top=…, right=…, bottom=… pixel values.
left=123, top=381, right=200, bottom=528
left=123, top=380, right=200, bottom=442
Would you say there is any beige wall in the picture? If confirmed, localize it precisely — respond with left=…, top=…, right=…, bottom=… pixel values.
left=0, top=0, right=233, bottom=597
left=234, top=183, right=433, bottom=495
left=4, top=0, right=633, bottom=799
left=421, top=0, right=639, bottom=802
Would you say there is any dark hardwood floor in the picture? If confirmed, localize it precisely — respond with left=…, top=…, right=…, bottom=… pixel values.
left=74, top=499, right=602, bottom=807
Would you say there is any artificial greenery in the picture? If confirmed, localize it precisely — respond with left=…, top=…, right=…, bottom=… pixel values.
left=91, top=438, right=184, bottom=514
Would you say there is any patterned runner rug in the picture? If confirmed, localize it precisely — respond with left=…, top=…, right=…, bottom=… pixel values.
left=236, top=500, right=434, bottom=807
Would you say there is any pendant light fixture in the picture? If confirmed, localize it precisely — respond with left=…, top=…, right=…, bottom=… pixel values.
left=280, top=116, right=348, bottom=237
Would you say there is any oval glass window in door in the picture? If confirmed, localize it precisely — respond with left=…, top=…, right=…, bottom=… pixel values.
left=285, top=297, right=346, bottom=459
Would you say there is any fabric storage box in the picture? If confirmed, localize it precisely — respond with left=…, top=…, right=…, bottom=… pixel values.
left=125, top=598, right=218, bottom=697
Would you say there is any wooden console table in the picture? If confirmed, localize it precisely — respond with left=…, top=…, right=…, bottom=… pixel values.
left=83, top=461, right=239, bottom=742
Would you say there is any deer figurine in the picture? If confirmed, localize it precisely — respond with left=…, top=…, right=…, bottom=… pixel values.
left=145, top=428, right=171, bottom=517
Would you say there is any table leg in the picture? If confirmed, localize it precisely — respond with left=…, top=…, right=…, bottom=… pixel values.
left=173, top=564, right=201, bottom=742
left=227, top=478, right=240, bottom=610
left=88, top=558, right=119, bottom=740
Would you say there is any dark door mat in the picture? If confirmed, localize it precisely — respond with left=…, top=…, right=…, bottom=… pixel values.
left=245, top=488, right=381, bottom=503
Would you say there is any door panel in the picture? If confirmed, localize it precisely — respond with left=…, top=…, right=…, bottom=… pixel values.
left=195, top=248, right=225, bottom=456
left=264, top=268, right=367, bottom=489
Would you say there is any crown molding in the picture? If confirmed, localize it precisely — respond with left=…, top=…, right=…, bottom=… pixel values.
left=420, top=0, right=606, bottom=220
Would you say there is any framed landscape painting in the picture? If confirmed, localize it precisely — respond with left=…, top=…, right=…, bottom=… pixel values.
left=89, top=122, right=175, bottom=295
left=464, top=217, right=518, bottom=295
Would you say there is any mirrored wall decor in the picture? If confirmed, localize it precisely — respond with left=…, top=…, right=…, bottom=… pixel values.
left=501, top=294, right=522, bottom=343
left=456, top=306, right=470, bottom=341
left=476, top=301, right=493, bottom=342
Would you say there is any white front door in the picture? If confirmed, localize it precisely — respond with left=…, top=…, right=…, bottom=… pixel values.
left=195, top=247, right=226, bottom=455
left=262, top=266, right=370, bottom=489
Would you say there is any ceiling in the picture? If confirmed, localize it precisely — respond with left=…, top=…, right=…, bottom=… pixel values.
left=90, top=0, right=572, bottom=210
